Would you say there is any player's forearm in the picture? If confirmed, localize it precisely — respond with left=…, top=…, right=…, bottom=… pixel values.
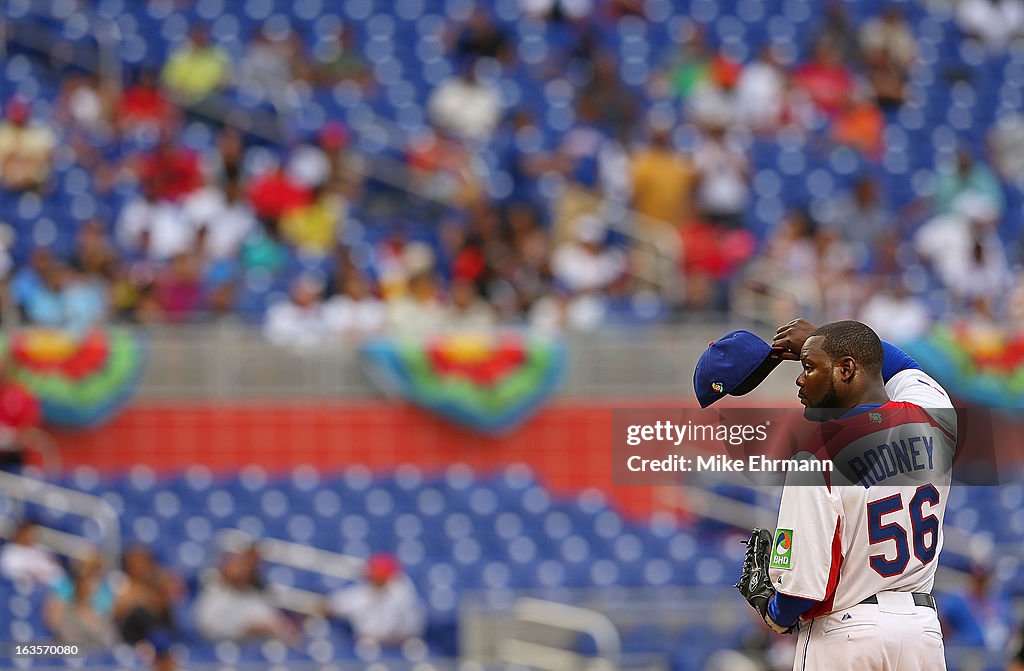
left=767, top=592, right=817, bottom=631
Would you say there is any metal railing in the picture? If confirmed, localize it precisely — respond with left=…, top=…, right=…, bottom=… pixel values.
left=497, top=598, right=621, bottom=671
left=0, top=471, right=121, bottom=563
left=211, top=528, right=365, bottom=616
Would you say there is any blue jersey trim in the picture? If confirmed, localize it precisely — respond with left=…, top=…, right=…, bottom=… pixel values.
left=881, top=341, right=922, bottom=383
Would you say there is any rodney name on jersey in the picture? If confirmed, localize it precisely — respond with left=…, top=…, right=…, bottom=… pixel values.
left=846, top=433, right=938, bottom=487
left=813, top=404, right=956, bottom=489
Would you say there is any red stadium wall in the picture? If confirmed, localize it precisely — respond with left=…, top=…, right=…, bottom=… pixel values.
left=53, top=399, right=1019, bottom=519
left=53, top=400, right=672, bottom=519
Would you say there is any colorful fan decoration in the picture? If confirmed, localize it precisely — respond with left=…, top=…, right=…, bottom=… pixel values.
left=0, top=328, right=147, bottom=427
left=903, top=323, right=1024, bottom=407
left=361, top=333, right=567, bottom=434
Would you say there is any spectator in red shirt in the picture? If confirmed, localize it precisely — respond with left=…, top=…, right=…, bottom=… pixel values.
left=0, top=357, right=58, bottom=472
left=116, top=69, right=177, bottom=135
left=793, top=41, right=855, bottom=118
left=246, top=163, right=311, bottom=224
left=137, top=133, right=203, bottom=203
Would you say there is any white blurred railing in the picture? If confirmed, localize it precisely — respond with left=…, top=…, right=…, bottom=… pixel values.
left=0, top=471, right=121, bottom=562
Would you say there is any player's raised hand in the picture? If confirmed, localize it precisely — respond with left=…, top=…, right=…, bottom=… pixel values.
left=770, top=318, right=817, bottom=361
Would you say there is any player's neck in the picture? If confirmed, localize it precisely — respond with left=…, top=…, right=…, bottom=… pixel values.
left=847, top=385, right=889, bottom=409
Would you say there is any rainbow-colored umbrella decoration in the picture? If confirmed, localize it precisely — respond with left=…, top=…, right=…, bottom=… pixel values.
left=361, top=332, right=567, bottom=434
left=1, top=328, right=147, bottom=427
left=903, top=324, right=1024, bottom=407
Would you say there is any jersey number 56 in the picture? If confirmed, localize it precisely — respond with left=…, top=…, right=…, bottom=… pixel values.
left=867, top=484, right=941, bottom=577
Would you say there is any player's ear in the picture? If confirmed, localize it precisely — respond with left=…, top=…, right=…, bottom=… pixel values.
left=837, top=356, right=857, bottom=384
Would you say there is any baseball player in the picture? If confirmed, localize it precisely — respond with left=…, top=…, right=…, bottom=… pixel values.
left=695, top=319, right=955, bottom=670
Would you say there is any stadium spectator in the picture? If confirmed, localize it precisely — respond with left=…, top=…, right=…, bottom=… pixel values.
left=161, top=26, right=231, bottom=102
left=137, top=133, right=204, bottom=203
left=934, top=148, right=1005, bottom=216
left=72, top=219, right=118, bottom=280
left=324, top=270, right=387, bottom=339
left=987, top=114, right=1024, bottom=187
left=692, top=120, right=750, bottom=229
left=246, top=161, right=312, bottom=224
left=541, top=214, right=627, bottom=329
left=957, top=0, right=1024, bottom=51
left=814, top=2, right=860, bottom=64
left=387, top=263, right=449, bottom=336
left=326, top=553, right=425, bottom=646
left=18, top=261, right=108, bottom=333
left=858, top=278, right=932, bottom=342
left=860, top=6, right=917, bottom=71
left=237, top=24, right=310, bottom=109
left=264, top=274, right=330, bottom=347
left=51, top=549, right=114, bottom=615
left=184, top=178, right=256, bottom=262
left=734, top=47, right=787, bottom=133
left=0, top=97, right=57, bottom=191
left=194, top=549, right=297, bottom=643
left=860, top=6, right=916, bottom=108
left=757, top=209, right=824, bottom=313
left=428, top=58, right=503, bottom=142
left=54, top=73, right=109, bottom=136
left=680, top=218, right=755, bottom=311
left=311, top=23, right=371, bottom=89
left=280, top=181, right=347, bottom=257
left=117, top=182, right=197, bottom=261
left=451, top=7, right=511, bottom=63
left=113, top=545, right=184, bottom=644
left=0, top=519, right=64, bottom=586
left=831, top=86, right=885, bottom=160
left=407, top=129, right=486, bottom=211
left=581, top=54, right=639, bottom=139
left=115, top=69, right=176, bottom=136
left=630, top=123, right=696, bottom=229
left=43, top=557, right=118, bottom=655
left=448, top=278, right=499, bottom=330
left=793, top=41, right=855, bottom=117
left=914, top=192, right=1012, bottom=306
left=287, top=122, right=350, bottom=190
left=205, top=126, right=245, bottom=187
left=821, top=175, right=892, bottom=252
left=656, top=25, right=713, bottom=100
left=154, top=252, right=205, bottom=323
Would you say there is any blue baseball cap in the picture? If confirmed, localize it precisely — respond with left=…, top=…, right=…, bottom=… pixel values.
left=693, top=330, right=772, bottom=408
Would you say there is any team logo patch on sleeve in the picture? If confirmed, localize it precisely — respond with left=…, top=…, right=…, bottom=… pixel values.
left=770, top=529, right=793, bottom=570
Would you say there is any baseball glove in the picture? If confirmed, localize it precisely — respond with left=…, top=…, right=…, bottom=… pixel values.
left=736, top=527, right=793, bottom=634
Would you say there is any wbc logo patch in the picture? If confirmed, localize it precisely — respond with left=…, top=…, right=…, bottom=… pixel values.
left=869, top=412, right=882, bottom=423
left=711, top=382, right=725, bottom=393
left=770, top=529, right=793, bottom=570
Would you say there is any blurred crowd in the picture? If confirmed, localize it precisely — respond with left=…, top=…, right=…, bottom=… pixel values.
left=0, top=0, right=1022, bottom=348
left=0, top=519, right=427, bottom=666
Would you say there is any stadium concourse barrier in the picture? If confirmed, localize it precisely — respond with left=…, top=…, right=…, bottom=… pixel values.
left=39, top=322, right=786, bottom=520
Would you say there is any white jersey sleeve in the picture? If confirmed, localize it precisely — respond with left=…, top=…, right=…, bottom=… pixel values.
left=885, top=369, right=957, bottom=439
left=768, top=456, right=843, bottom=601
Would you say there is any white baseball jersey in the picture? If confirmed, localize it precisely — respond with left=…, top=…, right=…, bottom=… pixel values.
left=769, top=369, right=956, bottom=620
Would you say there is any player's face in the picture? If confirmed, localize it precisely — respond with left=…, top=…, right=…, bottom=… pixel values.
left=796, top=336, right=842, bottom=421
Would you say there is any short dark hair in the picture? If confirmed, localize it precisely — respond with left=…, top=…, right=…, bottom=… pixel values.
left=809, top=320, right=883, bottom=375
